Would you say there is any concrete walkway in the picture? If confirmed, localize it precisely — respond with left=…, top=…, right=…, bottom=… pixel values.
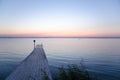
left=6, top=44, right=52, bottom=80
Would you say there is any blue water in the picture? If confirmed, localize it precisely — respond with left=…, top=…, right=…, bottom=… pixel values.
left=0, top=38, right=120, bottom=80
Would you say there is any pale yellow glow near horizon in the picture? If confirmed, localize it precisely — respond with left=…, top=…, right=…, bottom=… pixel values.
left=0, top=26, right=120, bottom=37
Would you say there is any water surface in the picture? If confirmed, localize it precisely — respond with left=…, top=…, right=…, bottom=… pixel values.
left=0, top=38, right=120, bottom=80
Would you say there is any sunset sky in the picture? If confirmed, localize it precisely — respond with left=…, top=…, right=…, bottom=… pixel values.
left=0, top=0, right=120, bottom=37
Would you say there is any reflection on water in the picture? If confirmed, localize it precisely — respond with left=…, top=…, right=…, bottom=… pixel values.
left=0, top=38, right=120, bottom=80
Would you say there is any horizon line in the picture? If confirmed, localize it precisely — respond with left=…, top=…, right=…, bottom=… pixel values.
left=0, top=36, right=120, bottom=38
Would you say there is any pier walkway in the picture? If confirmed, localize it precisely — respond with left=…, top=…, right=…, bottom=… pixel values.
left=6, top=44, right=52, bottom=80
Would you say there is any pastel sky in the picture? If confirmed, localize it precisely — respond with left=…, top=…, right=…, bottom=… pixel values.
left=0, top=0, right=120, bottom=37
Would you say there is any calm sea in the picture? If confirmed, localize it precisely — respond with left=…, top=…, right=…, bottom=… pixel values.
left=0, top=38, right=120, bottom=80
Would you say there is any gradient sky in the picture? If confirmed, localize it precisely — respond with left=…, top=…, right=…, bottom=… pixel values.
left=0, top=0, right=120, bottom=37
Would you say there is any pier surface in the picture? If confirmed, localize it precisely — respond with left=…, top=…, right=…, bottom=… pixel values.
left=6, top=44, right=52, bottom=80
